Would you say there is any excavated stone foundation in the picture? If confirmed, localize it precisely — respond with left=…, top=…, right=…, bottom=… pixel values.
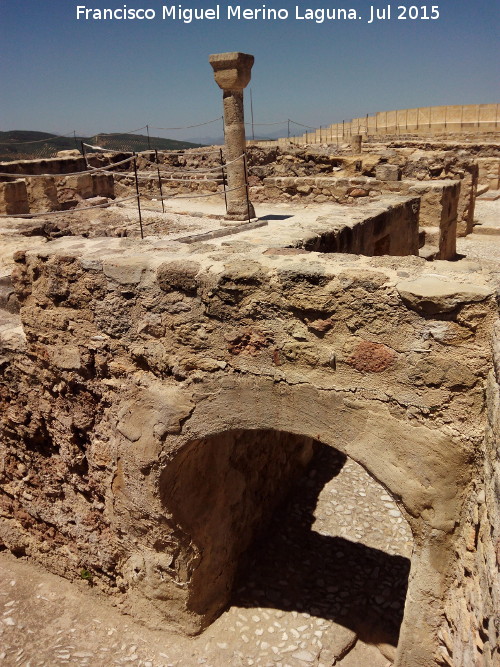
left=0, top=140, right=499, bottom=666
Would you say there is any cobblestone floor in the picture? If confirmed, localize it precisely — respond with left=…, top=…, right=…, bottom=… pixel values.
left=0, top=446, right=409, bottom=666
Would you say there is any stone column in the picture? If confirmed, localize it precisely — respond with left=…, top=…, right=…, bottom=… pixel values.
left=209, top=52, right=255, bottom=222
left=351, top=134, right=362, bottom=154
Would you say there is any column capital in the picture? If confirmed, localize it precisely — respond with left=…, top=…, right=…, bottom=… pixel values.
left=209, top=52, right=254, bottom=91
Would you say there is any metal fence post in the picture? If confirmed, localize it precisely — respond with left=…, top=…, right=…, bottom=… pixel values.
left=220, top=148, right=228, bottom=213
left=154, top=149, right=165, bottom=213
left=133, top=153, right=144, bottom=239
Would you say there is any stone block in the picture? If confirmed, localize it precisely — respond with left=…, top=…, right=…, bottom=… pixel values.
left=26, top=177, right=59, bottom=213
left=62, top=174, right=94, bottom=199
left=397, top=276, right=493, bottom=315
left=209, top=51, right=254, bottom=90
left=56, top=150, right=81, bottom=158
left=91, top=173, right=114, bottom=198
left=351, top=134, right=362, bottom=154
left=0, top=179, right=29, bottom=215
left=0, top=275, right=20, bottom=313
left=375, top=164, right=401, bottom=181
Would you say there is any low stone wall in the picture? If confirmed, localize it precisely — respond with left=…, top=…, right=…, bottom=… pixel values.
left=248, top=146, right=477, bottom=240
left=0, top=155, right=116, bottom=216
left=0, top=155, right=91, bottom=176
left=261, top=176, right=459, bottom=259
left=114, top=172, right=222, bottom=200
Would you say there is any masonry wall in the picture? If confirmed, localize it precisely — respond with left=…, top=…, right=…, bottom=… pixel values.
left=261, top=176, right=457, bottom=259
left=0, top=180, right=30, bottom=215
left=436, top=323, right=500, bottom=667
left=0, top=231, right=497, bottom=667
left=0, top=154, right=116, bottom=215
left=257, top=104, right=500, bottom=146
left=476, top=157, right=500, bottom=192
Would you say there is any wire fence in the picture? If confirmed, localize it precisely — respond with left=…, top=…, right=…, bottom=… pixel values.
left=0, top=118, right=225, bottom=162
left=0, top=149, right=255, bottom=238
left=1, top=105, right=498, bottom=162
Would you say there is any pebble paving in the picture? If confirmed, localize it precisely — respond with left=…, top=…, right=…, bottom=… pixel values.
left=0, top=446, right=410, bottom=666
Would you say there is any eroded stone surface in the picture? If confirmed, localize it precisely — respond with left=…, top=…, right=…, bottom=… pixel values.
left=397, top=275, right=493, bottom=314
left=0, top=144, right=499, bottom=667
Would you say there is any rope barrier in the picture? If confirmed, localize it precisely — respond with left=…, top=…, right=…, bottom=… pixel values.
left=90, top=126, right=148, bottom=137
left=0, top=155, right=136, bottom=178
left=82, top=143, right=109, bottom=152
left=139, top=183, right=251, bottom=201
left=112, top=172, right=221, bottom=183
left=140, top=160, right=223, bottom=176
left=1, top=179, right=256, bottom=219
left=150, top=117, right=222, bottom=130
left=139, top=152, right=244, bottom=174
left=139, top=147, right=223, bottom=156
left=0, top=195, right=137, bottom=219
left=245, top=121, right=288, bottom=126
left=288, top=119, right=318, bottom=129
left=87, top=147, right=224, bottom=157
left=0, top=152, right=245, bottom=181
left=90, top=153, right=245, bottom=181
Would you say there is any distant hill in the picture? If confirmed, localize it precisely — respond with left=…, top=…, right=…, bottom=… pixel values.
left=0, top=130, right=204, bottom=161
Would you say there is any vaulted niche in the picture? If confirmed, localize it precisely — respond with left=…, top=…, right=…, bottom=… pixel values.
left=159, top=429, right=411, bottom=657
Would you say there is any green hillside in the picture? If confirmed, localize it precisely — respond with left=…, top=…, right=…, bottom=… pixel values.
left=0, top=130, right=204, bottom=161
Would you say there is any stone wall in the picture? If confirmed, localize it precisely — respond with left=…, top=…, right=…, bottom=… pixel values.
left=159, top=430, right=315, bottom=625
left=261, top=176, right=457, bottom=259
left=0, top=180, right=29, bottom=215
left=0, top=154, right=116, bottom=215
left=476, top=157, right=500, bottom=192
left=248, top=146, right=478, bottom=241
left=0, top=225, right=497, bottom=666
left=256, top=104, right=500, bottom=146
left=436, top=323, right=500, bottom=667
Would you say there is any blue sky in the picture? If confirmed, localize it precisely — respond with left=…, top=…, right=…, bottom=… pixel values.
left=0, top=0, right=498, bottom=141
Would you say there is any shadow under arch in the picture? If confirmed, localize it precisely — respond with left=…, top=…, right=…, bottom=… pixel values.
left=159, top=429, right=411, bottom=651
left=233, top=443, right=411, bottom=651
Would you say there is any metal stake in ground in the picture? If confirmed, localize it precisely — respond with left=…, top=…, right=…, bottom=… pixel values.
left=155, top=149, right=165, bottom=213
left=133, top=154, right=144, bottom=239
left=219, top=148, right=228, bottom=213
left=243, top=153, right=251, bottom=223
left=209, top=52, right=256, bottom=223
left=250, top=88, right=255, bottom=142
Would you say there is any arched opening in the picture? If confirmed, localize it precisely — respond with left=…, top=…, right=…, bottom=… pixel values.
left=159, top=429, right=412, bottom=664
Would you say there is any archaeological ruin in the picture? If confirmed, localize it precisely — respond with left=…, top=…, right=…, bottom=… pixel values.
left=0, top=53, right=499, bottom=667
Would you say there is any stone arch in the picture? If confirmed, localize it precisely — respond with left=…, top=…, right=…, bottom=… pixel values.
left=117, top=376, right=472, bottom=666
left=160, top=429, right=412, bottom=658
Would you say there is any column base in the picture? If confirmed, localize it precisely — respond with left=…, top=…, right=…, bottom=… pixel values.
left=224, top=201, right=256, bottom=222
